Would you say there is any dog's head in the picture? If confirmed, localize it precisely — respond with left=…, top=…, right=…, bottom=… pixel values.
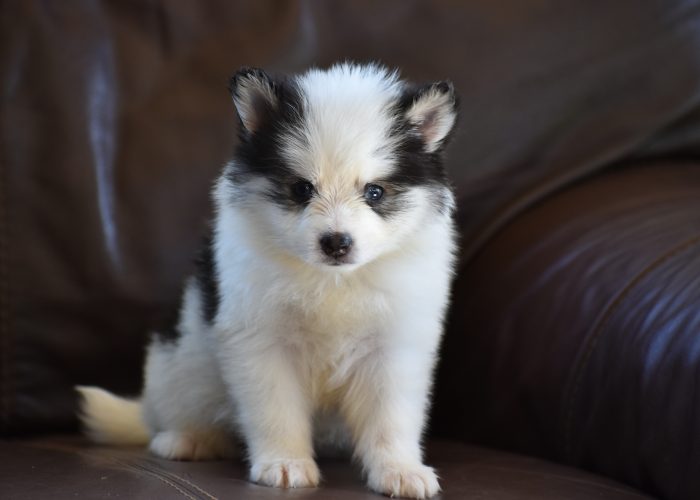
left=222, top=63, right=458, bottom=270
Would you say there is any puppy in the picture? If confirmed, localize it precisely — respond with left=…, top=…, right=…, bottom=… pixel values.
left=78, top=63, right=458, bottom=500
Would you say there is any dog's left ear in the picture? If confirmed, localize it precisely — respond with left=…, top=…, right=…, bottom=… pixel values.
left=403, top=81, right=458, bottom=153
left=228, top=67, right=278, bottom=134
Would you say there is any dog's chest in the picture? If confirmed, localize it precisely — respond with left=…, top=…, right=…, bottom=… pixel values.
left=289, top=283, right=389, bottom=400
left=294, top=278, right=388, bottom=338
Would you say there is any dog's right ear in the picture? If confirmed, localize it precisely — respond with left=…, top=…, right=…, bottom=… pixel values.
left=228, top=68, right=278, bottom=134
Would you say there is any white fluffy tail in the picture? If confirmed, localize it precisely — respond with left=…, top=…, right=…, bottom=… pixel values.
left=76, top=386, right=150, bottom=446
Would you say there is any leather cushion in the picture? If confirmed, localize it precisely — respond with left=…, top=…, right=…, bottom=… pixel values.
left=0, top=436, right=651, bottom=500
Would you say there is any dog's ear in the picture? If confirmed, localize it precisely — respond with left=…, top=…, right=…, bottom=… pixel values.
left=403, top=81, right=458, bottom=153
left=228, top=68, right=278, bottom=134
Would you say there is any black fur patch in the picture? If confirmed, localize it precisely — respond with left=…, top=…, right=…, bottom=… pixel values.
left=227, top=73, right=308, bottom=210
left=227, top=71, right=457, bottom=219
left=153, top=325, right=180, bottom=345
left=195, top=232, right=219, bottom=324
left=365, top=134, right=448, bottom=219
left=366, top=183, right=414, bottom=219
left=367, top=83, right=458, bottom=219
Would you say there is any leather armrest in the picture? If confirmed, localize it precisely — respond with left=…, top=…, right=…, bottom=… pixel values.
left=433, top=162, right=700, bottom=500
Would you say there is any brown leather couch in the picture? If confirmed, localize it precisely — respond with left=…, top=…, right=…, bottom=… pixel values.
left=2, top=1, right=700, bottom=499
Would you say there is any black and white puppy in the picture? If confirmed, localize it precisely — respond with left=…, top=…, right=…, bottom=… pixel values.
left=78, top=63, right=458, bottom=500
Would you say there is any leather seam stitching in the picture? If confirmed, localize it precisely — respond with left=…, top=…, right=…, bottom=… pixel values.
left=135, top=460, right=219, bottom=500
left=167, top=472, right=219, bottom=500
left=133, top=470, right=198, bottom=500
left=563, top=233, right=700, bottom=459
left=116, top=459, right=203, bottom=500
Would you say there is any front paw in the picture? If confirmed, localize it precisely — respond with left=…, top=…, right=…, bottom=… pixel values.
left=367, top=463, right=440, bottom=499
left=250, top=458, right=320, bottom=489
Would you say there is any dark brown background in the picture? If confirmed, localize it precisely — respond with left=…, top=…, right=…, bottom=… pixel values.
left=2, top=1, right=700, bottom=499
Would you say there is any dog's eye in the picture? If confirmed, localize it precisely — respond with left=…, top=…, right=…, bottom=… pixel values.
left=291, top=180, right=315, bottom=203
left=364, top=184, right=385, bottom=203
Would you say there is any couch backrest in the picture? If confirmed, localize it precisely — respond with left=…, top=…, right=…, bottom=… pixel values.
left=1, top=0, right=699, bottom=438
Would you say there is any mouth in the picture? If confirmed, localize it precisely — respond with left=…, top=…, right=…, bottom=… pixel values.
left=318, top=251, right=358, bottom=268
left=324, top=257, right=353, bottom=267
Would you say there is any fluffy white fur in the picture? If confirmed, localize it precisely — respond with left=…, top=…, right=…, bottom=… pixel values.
left=78, top=63, right=457, bottom=499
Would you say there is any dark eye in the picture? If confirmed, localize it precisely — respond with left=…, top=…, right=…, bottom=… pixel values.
left=364, top=184, right=385, bottom=203
left=291, top=180, right=315, bottom=203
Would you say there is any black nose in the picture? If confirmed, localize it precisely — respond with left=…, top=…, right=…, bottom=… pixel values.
left=320, top=232, right=353, bottom=259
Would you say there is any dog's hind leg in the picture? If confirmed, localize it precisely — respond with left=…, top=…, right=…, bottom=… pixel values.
left=142, top=323, right=237, bottom=461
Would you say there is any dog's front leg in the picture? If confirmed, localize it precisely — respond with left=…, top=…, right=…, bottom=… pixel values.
left=341, top=339, right=441, bottom=499
left=217, top=326, right=319, bottom=489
